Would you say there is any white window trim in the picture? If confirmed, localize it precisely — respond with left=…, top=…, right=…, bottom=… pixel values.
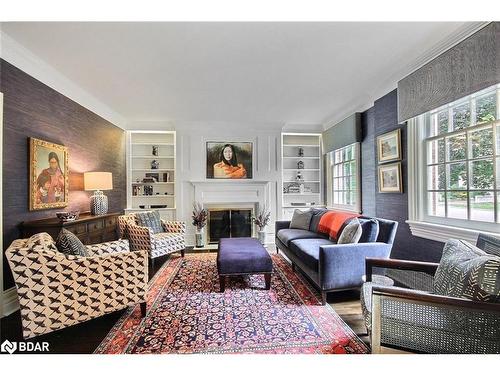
left=327, top=142, right=361, bottom=213
left=407, top=116, right=500, bottom=243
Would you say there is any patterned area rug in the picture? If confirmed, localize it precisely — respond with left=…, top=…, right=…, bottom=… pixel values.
left=95, top=253, right=368, bottom=354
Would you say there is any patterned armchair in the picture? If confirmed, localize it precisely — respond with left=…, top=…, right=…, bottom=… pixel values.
left=118, top=213, right=186, bottom=260
left=5, top=233, right=148, bottom=339
left=361, top=234, right=500, bottom=354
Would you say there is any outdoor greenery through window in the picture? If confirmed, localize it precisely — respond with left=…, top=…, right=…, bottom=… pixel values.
left=330, top=143, right=360, bottom=212
left=425, top=84, right=500, bottom=223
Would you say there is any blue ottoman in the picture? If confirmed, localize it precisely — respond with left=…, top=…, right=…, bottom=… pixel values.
left=217, top=237, right=273, bottom=291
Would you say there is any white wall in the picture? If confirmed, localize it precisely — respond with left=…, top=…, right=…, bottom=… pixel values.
left=127, top=121, right=288, bottom=245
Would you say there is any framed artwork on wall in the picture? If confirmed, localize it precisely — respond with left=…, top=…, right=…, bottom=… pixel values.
left=206, top=142, right=253, bottom=179
left=29, top=137, right=69, bottom=210
left=378, top=162, right=402, bottom=193
left=377, top=128, right=401, bottom=163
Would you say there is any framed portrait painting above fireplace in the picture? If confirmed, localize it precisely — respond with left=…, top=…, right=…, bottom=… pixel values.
left=206, top=142, right=253, bottom=179
left=29, top=137, right=69, bottom=210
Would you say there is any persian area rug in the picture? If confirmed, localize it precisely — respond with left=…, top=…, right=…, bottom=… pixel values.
left=95, top=253, right=368, bottom=354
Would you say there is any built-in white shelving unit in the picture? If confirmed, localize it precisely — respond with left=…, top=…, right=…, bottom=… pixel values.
left=126, top=131, right=177, bottom=220
left=281, top=133, right=324, bottom=220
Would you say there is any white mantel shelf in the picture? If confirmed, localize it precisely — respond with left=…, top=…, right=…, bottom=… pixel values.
left=189, top=180, right=272, bottom=184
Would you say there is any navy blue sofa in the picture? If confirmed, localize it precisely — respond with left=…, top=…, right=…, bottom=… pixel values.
left=275, top=213, right=398, bottom=304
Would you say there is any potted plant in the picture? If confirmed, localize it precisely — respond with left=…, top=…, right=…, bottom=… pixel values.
left=252, top=206, right=271, bottom=244
left=192, top=202, right=208, bottom=248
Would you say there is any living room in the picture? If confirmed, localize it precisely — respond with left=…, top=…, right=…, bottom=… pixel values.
left=1, top=1, right=499, bottom=372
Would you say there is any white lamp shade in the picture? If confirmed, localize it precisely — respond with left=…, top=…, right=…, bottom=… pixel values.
left=84, top=172, right=113, bottom=191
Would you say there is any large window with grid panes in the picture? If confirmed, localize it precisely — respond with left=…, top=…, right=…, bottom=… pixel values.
left=328, top=142, right=360, bottom=212
left=422, top=84, right=500, bottom=231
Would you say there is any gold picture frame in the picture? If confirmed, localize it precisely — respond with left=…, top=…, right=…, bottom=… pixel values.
left=29, top=137, right=69, bottom=210
left=378, top=162, right=402, bottom=193
left=377, top=128, right=401, bottom=163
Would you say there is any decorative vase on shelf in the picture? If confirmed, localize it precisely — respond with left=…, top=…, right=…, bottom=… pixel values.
left=195, top=228, right=204, bottom=248
left=297, top=160, right=304, bottom=169
left=258, top=230, right=266, bottom=245
left=298, top=147, right=304, bottom=157
left=151, top=160, right=159, bottom=169
left=152, top=145, right=159, bottom=156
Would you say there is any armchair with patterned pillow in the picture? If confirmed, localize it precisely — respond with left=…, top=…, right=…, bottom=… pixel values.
left=118, top=211, right=186, bottom=261
left=5, top=233, right=148, bottom=339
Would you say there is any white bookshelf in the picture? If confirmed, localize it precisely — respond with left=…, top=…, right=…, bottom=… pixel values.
left=126, top=131, right=177, bottom=219
left=281, top=133, right=324, bottom=220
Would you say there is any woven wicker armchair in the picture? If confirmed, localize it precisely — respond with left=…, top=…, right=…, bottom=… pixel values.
left=118, top=213, right=186, bottom=261
left=361, top=234, right=500, bottom=354
left=5, top=233, right=148, bottom=339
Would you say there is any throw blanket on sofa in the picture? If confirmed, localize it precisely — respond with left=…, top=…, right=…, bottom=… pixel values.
left=318, top=211, right=360, bottom=240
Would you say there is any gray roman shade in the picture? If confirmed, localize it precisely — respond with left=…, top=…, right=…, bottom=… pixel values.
left=398, top=22, right=500, bottom=123
left=322, top=113, right=361, bottom=154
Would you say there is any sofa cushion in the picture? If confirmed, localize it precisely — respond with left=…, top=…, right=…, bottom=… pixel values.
left=56, top=229, right=89, bottom=257
left=434, top=239, right=500, bottom=303
left=135, top=210, right=163, bottom=234
left=290, top=209, right=313, bottom=230
left=289, top=238, right=336, bottom=270
left=276, top=229, right=324, bottom=247
left=337, top=218, right=362, bottom=244
left=358, top=218, right=380, bottom=243
left=309, top=208, right=328, bottom=232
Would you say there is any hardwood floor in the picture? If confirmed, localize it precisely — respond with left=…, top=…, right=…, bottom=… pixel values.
left=0, top=248, right=369, bottom=353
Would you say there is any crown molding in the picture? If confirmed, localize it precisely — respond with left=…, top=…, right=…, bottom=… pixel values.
left=322, top=22, right=490, bottom=130
left=0, top=30, right=128, bottom=129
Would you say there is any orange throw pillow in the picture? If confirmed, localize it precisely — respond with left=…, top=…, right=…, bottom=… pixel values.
left=318, top=211, right=360, bottom=240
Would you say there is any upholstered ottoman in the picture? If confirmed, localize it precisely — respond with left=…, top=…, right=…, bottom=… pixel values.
left=217, top=237, right=273, bottom=292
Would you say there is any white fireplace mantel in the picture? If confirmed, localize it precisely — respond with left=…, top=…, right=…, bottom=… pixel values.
left=189, top=180, right=272, bottom=208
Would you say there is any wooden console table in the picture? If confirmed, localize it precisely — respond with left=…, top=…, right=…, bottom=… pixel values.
left=20, top=211, right=121, bottom=245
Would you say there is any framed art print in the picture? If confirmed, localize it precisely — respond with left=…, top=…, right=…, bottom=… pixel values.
left=377, top=129, right=401, bottom=163
left=29, top=137, right=69, bottom=210
left=206, top=142, right=253, bottom=179
left=378, top=162, right=402, bottom=193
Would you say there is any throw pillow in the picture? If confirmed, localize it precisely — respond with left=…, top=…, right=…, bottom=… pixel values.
left=135, top=210, right=163, bottom=234
left=337, top=218, right=362, bottom=244
left=56, top=229, right=89, bottom=257
left=290, top=209, right=313, bottom=230
left=434, top=239, right=500, bottom=303
left=309, top=208, right=327, bottom=232
left=358, top=218, right=380, bottom=243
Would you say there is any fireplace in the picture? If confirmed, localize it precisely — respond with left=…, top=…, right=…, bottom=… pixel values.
left=208, top=208, right=253, bottom=243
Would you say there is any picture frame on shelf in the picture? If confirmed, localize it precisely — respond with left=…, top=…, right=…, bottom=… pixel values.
left=378, top=162, right=402, bottom=193
left=377, top=129, right=401, bottom=163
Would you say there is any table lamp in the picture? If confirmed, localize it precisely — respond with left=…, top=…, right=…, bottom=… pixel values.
left=84, top=172, right=113, bottom=215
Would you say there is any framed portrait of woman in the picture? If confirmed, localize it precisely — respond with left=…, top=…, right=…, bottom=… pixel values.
left=29, top=137, right=69, bottom=210
left=206, top=142, right=253, bottom=179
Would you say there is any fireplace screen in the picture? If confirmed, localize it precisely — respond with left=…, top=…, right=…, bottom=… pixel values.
left=208, top=209, right=252, bottom=243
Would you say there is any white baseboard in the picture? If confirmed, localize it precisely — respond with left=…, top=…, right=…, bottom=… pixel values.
left=2, top=287, right=19, bottom=317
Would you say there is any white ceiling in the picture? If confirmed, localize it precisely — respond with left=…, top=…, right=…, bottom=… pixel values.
left=1, top=22, right=476, bottom=128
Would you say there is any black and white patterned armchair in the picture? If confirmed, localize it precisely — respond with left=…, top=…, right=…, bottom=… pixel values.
left=5, top=233, right=148, bottom=339
left=361, top=234, right=500, bottom=354
left=118, top=213, right=186, bottom=261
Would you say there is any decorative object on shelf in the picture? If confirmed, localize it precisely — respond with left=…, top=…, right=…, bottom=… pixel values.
left=29, top=137, right=69, bottom=211
left=163, top=172, right=170, bottom=182
left=291, top=202, right=307, bottom=206
left=55, top=211, right=80, bottom=222
left=145, top=173, right=159, bottom=182
left=304, top=186, right=312, bottom=193
left=206, top=142, right=253, bottom=179
left=139, top=205, right=148, bottom=209
left=299, top=184, right=305, bottom=194
left=142, top=177, right=156, bottom=184
left=143, top=185, right=153, bottom=195
left=84, top=172, right=113, bottom=215
left=287, top=182, right=301, bottom=193
left=152, top=145, right=159, bottom=156
left=283, top=185, right=289, bottom=193
left=136, top=178, right=141, bottom=183
left=252, top=205, right=271, bottom=244
left=132, top=185, right=140, bottom=196
left=297, top=160, right=304, bottom=169
left=377, top=128, right=401, bottom=164
left=192, top=202, right=208, bottom=248
left=378, top=162, right=403, bottom=193
left=151, top=205, right=167, bottom=209
left=151, top=160, right=160, bottom=169
left=295, top=171, right=303, bottom=181
left=298, top=147, right=304, bottom=157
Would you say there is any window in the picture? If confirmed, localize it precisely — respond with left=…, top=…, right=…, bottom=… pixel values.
left=408, top=84, right=500, bottom=241
left=328, top=143, right=360, bottom=212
